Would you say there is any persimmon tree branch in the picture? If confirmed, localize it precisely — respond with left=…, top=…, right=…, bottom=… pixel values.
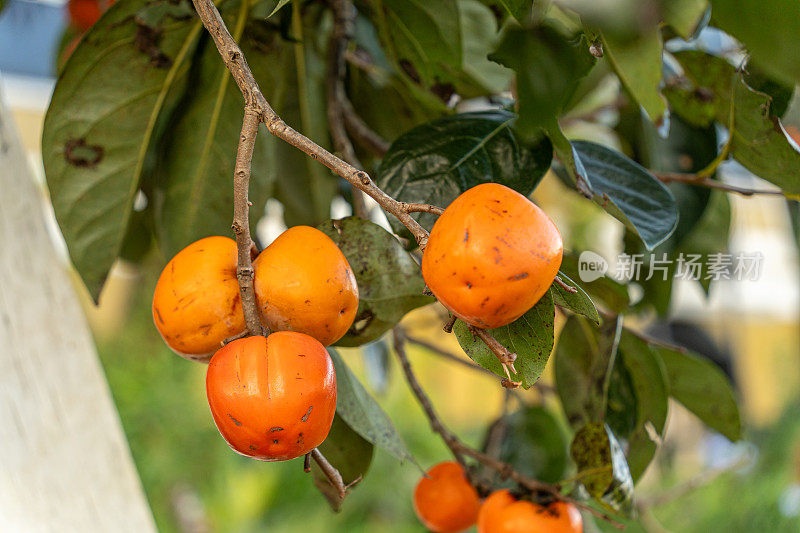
left=191, top=0, right=428, bottom=247
left=232, top=107, right=265, bottom=337
left=392, top=328, right=623, bottom=529
left=309, top=448, right=348, bottom=499
left=191, top=0, right=519, bottom=384
left=656, top=172, right=786, bottom=197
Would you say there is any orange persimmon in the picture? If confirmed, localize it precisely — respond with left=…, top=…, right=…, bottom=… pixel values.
left=205, top=333, right=337, bottom=461
left=413, top=461, right=481, bottom=532
left=477, top=490, right=582, bottom=533
left=253, top=226, right=358, bottom=346
left=152, top=236, right=245, bottom=361
left=422, top=183, right=563, bottom=329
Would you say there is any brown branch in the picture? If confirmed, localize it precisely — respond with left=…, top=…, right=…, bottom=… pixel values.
left=232, top=107, right=266, bottom=337
left=442, top=315, right=457, bottom=333
left=341, top=97, right=391, bottom=156
left=190, top=0, right=428, bottom=247
left=656, top=172, right=786, bottom=197
left=554, top=275, right=578, bottom=293
left=469, top=325, right=518, bottom=378
left=191, top=0, right=520, bottom=387
left=400, top=202, right=445, bottom=216
left=403, top=334, right=498, bottom=377
left=310, top=448, right=348, bottom=499
left=392, top=328, right=624, bottom=529
left=325, top=0, right=368, bottom=218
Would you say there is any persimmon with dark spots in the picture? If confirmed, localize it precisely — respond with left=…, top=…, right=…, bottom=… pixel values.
left=413, top=461, right=481, bottom=532
left=422, top=183, right=563, bottom=329
left=152, top=236, right=245, bottom=361
left=477, top=490, right=582, bottom=533
left=205, top=333, right=336, bottom=461
left=253, top=225, right=358, bottom=346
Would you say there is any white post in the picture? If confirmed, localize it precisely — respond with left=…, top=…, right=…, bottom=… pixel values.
left=0, top=82, right=157, bottom=532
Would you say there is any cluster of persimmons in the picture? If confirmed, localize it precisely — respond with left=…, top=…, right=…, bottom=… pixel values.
left=151, top=183, right=572, bottom=532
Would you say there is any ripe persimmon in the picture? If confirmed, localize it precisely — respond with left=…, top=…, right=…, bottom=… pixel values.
left=253, top=225, right=358, bottom=346
left=152, top=236, right=245, bottom=361
left=422, top=183, right=563, bottom=329
left=477, top=490, right=582, bottom=533
left=413, top=461, right=481, bottom=532
left=205, top=333, right=336, bottom=461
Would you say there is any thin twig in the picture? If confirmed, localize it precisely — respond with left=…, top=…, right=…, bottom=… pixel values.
left=190, top=0, right=428, bottom=247
left=554, top=275, right=578, bottom=293
left=325, top=0, right=369, bottom=218
left=442, top=315, right=457, bottom=333
left=310, top=448, right=348, bottom=499
left=469, top=325, right=518, bottom=377
left=232, top=107, right=266, bottom=337
left=400, top=202, right=445, bottom=215
left=403, top=334, right=497, bottom=377
left=392, top=328, right=624, bottom=529
left=656, top=172, right=786, bottom=197
left=341, top=97, right=391, bottom=155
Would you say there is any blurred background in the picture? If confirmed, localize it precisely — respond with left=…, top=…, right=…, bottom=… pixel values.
left=2, top=0, right=800, bottom=531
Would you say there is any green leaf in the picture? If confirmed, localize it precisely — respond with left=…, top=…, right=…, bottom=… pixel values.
left=153, top=14, right=274, bottom=257
left=267, top=0, right=290, bottom=18
left=659, top=0, right=709, bottom=39
left=377, top=0, right=462, bottom=87
left=42, top=0, right=201, bottom=299
left=312, top=415, right=374, bottom=512
left=612, top=331, right=669, bottom=481
left=559, top=253, right=630, bottom=314
left=327, top=349, right=416, bottom=464
left=550, top=271, right=600, bottom=326
left=376, top=110, right=553, bottom=232
left=497, top=0, right=532, bottom=22
left=318, top=218, right=434, bottom=346
left=453, top=291, right=555, bottom=389
left=485, top=407, right=569, bottom=484
left=452, top=0, right=513, bottom=97
left=743, top=60, right=794, bottom=118
left=490, top=24, right=596, bottom=138
left=656, top=346, right=741, bottom=441
left=667, top=51, right=800, bottom=197
left=555, top=316, right=622, bottom=427
left=570, top=422, right=634, bottom=513
left=570, top=140, right=679, bottom=250
left=710, top=0, right=800, bottom=85
left=602, top=29, right=665, bottom=124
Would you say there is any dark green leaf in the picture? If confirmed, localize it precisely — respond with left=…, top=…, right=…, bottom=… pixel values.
left=570, top=141, right=679, bottom=250
left=659, top=0, right=709, bottom=40
left=312, top=415, right=374, bottom=511
left=376, top=110, right=552, bottom=232
left=267, top=0, right=290, bottom=18
left=490, top=24, right=595, bottom=138
left=602, top=29, right=665, bottom=124
left=153, top=15, right=275, bottom=257
left=667, top=51, right=800, bottom=197
left=42, top=0, right=201, bottom=299
left=710, top=0, right=800, bottom=85
left=656, top=346, right=741, bottom=441
left=453, top=291, right=555, bottom=389
left=486, top=407, right=569, bottom=484
left=377, top=0, right=462, bottom=87
left=496, top=0, right=532, bottom=22
left=744, top=61, right=794, bottom=118
left=613, top=331, right=669, bottom=481
left=451, top=0, right=513, bottom=97
left=555, top=316, right=622, bottom=427
left=318, top=218, right=434, bottom=346
left=570, top=422, right=633, bottom=513
left=327, top=349, right=416, bottom=464
left=559, top=253, right=630, bottom=313
left=119, top=203, right=154, bottom=263
left=550, top=271, right=600, bottom=326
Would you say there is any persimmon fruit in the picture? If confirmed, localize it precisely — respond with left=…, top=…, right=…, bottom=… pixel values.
left=413, top=461, right=481, bottom=532
left=67, top=0, right=103, bottom=31
left=205, top=333, right=337, bottom=461
left=152, top=236, right=245, bottom=362
left=253, top=225, right=358, bottom=346
left=422, top=183, right=563, bottom=329
left=477, top=490, right=582, bottom=533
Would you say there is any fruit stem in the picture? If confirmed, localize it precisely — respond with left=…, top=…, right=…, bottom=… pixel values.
left=310, top=448, right=348, bottom=499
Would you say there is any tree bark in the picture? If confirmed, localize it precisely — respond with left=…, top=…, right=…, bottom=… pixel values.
left=0, top=82, right=156, bottom=532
